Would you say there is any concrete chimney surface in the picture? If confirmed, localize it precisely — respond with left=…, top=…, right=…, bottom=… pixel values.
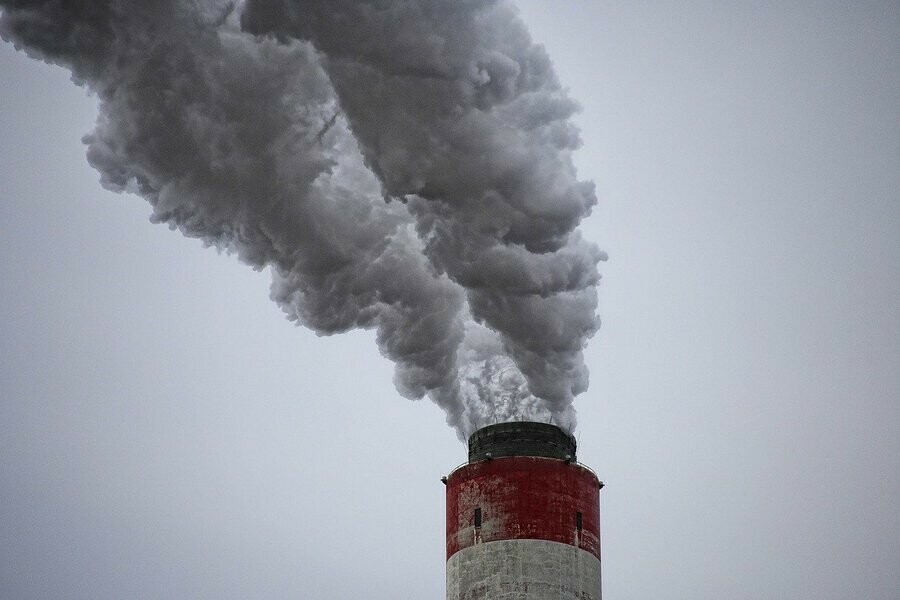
left=445, top=422, right=602, bottom=600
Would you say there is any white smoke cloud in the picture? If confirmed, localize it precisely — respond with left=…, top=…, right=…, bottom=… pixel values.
left=1, top=0, right=603, bottom=438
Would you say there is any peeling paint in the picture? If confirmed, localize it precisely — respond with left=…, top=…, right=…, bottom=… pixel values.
left=446, top=456, right=601, bottom=560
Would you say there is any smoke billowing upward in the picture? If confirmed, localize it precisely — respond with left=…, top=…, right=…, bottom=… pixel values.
left=0, top=0, right=604, bottom=438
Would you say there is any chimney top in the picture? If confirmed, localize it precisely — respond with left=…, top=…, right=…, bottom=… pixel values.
left=468, top=421, right=576, bottom=463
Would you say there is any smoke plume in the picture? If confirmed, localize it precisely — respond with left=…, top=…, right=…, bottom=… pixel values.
left=0, top=0, right=604, bottom=438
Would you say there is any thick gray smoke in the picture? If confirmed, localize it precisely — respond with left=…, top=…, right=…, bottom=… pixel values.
left=0, top=0, right=604, bottom=438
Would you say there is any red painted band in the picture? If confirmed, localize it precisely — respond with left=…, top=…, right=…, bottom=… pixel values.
left=445, top=456, right=600, bottom=560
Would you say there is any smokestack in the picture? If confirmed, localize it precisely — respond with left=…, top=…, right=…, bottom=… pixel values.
left=445, top=422, right=603, bottom=599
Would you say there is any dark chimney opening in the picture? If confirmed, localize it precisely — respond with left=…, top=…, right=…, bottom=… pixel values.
left=467, top=421, right=577, bottom=462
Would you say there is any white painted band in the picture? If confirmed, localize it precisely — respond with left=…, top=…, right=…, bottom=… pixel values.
left=446, top=538, right=601, bottom=600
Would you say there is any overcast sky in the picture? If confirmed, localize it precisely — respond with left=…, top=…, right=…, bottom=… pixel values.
left=1, top=2, right=898, bottom=599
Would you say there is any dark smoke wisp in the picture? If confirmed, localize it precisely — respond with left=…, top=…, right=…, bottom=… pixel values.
left=1, top=0, right=604, bottom=437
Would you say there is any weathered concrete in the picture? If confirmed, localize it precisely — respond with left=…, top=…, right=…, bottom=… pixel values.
left=446, top=539, right=601, bottom=600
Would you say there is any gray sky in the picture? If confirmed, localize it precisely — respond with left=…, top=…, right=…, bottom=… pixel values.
left=1, top=2, right=898, bottom=599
